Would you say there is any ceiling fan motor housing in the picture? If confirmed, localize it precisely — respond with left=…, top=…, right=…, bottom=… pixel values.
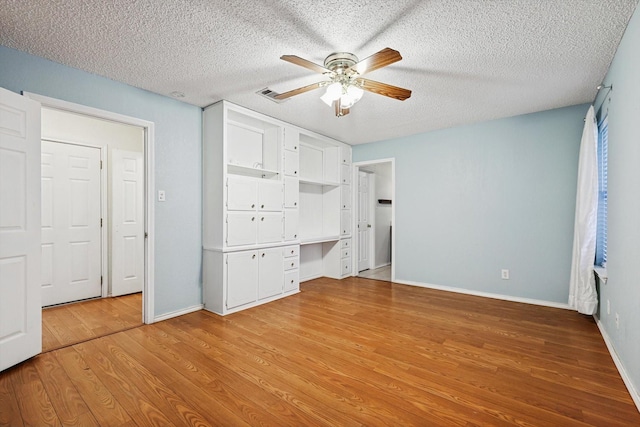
left=324, top=52, right=359, bottom=73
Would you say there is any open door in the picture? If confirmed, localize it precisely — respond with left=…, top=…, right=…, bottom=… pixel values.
left=111, top=149, right=144, bottom=296
left=0, top=87, right=42, bottom=371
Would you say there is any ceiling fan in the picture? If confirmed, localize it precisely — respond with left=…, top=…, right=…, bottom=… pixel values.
left=264, top=47, right=412, bottom=117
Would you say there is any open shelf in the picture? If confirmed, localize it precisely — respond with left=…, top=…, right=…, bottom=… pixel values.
left=227, top=164, right=279, bottom=179
left=299, top=178, right=340, bottom=187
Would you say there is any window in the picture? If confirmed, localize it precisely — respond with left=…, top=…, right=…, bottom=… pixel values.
left=595, top=117, right=608, bottom=266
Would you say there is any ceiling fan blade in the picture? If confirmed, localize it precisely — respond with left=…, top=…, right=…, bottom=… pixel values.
left=281, top=55, right=332, bottom=74
left=356, top=78, right=412, bottom=101
left=349, top=48, right=402, bottom=75
left=274, top=81, right=326, bottom=100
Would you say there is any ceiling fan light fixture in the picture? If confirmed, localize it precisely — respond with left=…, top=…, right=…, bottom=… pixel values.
left=325, top=82, right=342, bottom=99
left=320, top=91, right=335, bottom=106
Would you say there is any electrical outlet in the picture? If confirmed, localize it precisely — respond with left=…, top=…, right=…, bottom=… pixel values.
left=501, top=269, right=510, bottom=280
left=158, top=190, right=166, bottom=202
left=607, top=299, right=610, bottom=315
left=615, top=313, right=619, bottom=329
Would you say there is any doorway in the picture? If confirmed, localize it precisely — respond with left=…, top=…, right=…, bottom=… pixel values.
left=24, top=92, right=155, bottom=350
left=353, top=159, right=395, bottom=282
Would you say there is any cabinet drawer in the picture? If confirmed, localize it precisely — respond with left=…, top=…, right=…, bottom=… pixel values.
left=341, top=258, right=352, bottom=276
left=284, top=270, right=299, bottom=292
left=341, top=248, right=350, bottom=259
left=284, top=257, right=299, bottom=271
left=282, top=245, right=299, bottom=258
left=341, top=238, right=351, bottom=249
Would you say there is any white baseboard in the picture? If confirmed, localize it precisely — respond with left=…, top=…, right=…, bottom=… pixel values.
left=392, top=279, right=571, bottom=310
left=153, top=304, right=203, bottom=323
left=595, top=317, right=640, bottom=412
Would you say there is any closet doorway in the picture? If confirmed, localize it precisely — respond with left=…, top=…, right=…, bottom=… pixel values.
left=25, top=92, right=155, bottom=351
left=353, top=159, right=395, bottom=282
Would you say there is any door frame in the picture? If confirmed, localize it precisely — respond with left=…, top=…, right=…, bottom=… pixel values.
left=25, top=92, right=156, bottom=324
left=352, top=158, right=396, bottom=282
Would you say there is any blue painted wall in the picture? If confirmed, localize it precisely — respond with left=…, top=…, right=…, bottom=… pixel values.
left=593, top=3, right=640, bottom=401
left=354, top=103, right=588, bottom=304
left=0, top=45, right=203, bottom=318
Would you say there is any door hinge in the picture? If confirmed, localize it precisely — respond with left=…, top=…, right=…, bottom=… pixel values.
left=100, top=218, right=103, bottom=227
left=144, top=232, right=148, bottom=238
left=100, top=160, right=103, bottom=169
left=101, top=276, right=103, bottom=285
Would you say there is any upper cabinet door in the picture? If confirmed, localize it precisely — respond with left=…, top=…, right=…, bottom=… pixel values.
left=283, top=150, right=299, bottom=177
left=227, top=176, right=257, bottom=211
left=341, top=163, right=351, bottom=185
left=283, top=127, right=299, bottom=152
left=226, top=212, right=257, bottom=246
left=257, top=212, right=283, bottom=244
left=258, top=180, right=283, bottom=211
left=340, top=145, right=352, bottom=165
left=283, top=177, right=299, bottom=208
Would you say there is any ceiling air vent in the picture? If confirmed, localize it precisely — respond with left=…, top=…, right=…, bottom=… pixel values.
left=257, top=88, right=288, bottom=103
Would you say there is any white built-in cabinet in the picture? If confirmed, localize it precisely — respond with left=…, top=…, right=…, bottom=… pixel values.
left=203, top=101, right=351, bottom=315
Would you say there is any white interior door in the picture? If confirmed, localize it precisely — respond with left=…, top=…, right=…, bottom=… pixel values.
left=0, top=87, right=42, bottom=371
left=358, top=171, right=371, bottom=272
left=41, top=141, right=102, bottom=306
left=111, top=149, right=144, bottom=297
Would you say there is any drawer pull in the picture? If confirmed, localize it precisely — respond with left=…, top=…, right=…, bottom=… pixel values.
left=252, top=254, right=256, bottom=259
left=251, top=204, right=255, bottom=208
left=262, top=253, right=265, bottom=258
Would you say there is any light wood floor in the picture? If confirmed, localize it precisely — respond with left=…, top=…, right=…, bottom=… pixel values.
left=2, top=278, right=639, bottom=426
left=42, top=293, right=142, bottom=353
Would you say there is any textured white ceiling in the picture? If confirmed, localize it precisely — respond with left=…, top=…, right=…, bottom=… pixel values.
left=1, top=0, right=637, bottom=144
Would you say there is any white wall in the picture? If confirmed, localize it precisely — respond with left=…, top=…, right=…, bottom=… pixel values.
left=1, top=45, right=203, bottom=318
left=353, top=103, right=586, bottom=304
left=592, top=2, right=640, bottom=406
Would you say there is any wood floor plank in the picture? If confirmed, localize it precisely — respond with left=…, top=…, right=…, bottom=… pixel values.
left=9, top=362, right=61, bottom=427
left=54, top=347, right=132, bottom=427
left=31, top=352, right=100, bottom=427
left=3, top=278, right=639, bottom=426
left=71, top=340, right=176, bottom=427
left=0, top=366, right=25, bottom=427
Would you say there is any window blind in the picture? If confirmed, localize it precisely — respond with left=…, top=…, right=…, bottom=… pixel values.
left=595, top=117, right=608, bottom=266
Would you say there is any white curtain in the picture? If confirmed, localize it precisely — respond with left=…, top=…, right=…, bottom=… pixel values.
left=568, top=105, right=599, bottom=315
